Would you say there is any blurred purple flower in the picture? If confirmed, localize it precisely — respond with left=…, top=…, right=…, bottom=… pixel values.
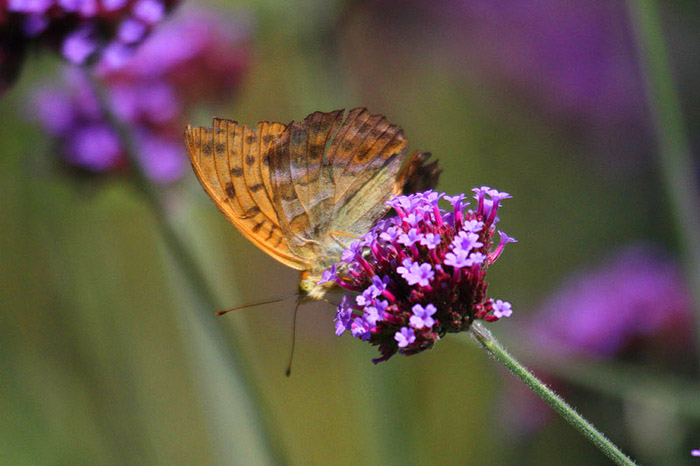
left=325, top=188, right=516, bottom=363
left=358, top=0, right=651, bottom=162
left=529, top=244, right=692, bottom=357
left=29, top=8, right=250, bottom=182
left=500, top=244, right=694, bottom=437
left=446, top=0, right=645, bottom=129
left=1, top=0, right=179, bottom=96
left=100, top=8, right=250, bottom=104
left=66, top=123, right=122, bottom=171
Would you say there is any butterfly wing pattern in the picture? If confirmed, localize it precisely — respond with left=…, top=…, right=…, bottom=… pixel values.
left=185, top=108, right=439, bottom=299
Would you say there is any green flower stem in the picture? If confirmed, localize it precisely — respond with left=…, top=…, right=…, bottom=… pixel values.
left=469, top=322, right=636, bottom=466
left=87, top=71, right=284, bottom=464
left=626, top=0, right=700, bottom=344
left=508, top=337, right=700, bottom=420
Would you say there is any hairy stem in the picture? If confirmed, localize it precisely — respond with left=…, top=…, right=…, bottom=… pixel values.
left=469, top=322, right=636, bottom=466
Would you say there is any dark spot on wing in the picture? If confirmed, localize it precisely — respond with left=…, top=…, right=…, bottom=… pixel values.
left=202, top=143, right=213, bottom=156
left=249, top=183, right=264, bottom=192
left=245, top=206, right=261, bottom=216
left=225, top=182, right=235, bottom=198
left=309, top=144, right=324, bottom=160
left=246, top=155, right=256, bottom=165
left=291, top=128, right=306, bottom=145
left=246, top=135, right=256, bottom=144
left=341, top=140, right=354, bottom=151
left=263, top=135, right=275, bottom=143
left=231, top=167, right=244, bottom=177
left=281, top=190, right=296, bottom=201
left=215, top=143, right=226, bottom=153
left=356, top=149, right=371, bottom=162
left=252, top=221, right=264, bottom=233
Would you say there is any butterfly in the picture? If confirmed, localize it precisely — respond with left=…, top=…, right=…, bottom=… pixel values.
left=184, top=107, right=440, bottom=302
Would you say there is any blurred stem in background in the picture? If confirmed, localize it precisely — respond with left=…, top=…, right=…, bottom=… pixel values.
left=469, top=322, right=637, bottom=466
left=626, top=0, right=700, bottom=353
left=87, top=71, right=285, bottom=464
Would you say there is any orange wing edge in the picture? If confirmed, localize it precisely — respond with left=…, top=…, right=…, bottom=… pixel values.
left=184, top=124, right=310, bottom=271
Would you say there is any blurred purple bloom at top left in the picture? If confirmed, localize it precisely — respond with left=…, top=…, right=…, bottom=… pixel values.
left=29, top=8, right=250, bottom=182
left=1, top=0, right=180, bottom=97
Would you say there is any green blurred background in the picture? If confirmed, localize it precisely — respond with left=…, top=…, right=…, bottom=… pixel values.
left=2, top=0, right=699, bottom=464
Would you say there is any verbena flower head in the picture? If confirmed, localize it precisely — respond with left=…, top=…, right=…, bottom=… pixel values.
left=323, top=187, right=516, bottom=363
left=30, top=9, right=249, bottom=182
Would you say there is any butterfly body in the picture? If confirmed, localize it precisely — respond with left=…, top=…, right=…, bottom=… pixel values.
left=185, top=108, right=439, bottom=300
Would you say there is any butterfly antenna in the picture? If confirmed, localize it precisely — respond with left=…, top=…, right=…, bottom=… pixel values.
left=285, top=300, right=302, bottom=377
left=216, top=292, right=300, bottom=316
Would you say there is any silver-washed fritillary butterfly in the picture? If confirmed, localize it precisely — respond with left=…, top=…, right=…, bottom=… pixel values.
left=184, top=108, right=440, bottom=301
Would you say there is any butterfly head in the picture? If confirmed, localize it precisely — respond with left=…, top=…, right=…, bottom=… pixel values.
left=299, top=270, right=335, bottom=301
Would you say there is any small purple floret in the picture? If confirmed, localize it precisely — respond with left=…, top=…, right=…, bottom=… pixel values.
left=420, top=233, right=441, bottom=249
left=444, top=250, right=470, bottom=269
left=410, top=303, right=437, bottom=329
left=492, top=300, right=513, bottom=318
left=395, top=327, right=416, bottom=348
left=453, top=231, right=483, bottom=254
left=399, top=261, right=434, bottom=287
left=318, top=264, right=337, bottom=285
left=463, top=219, right=484, bottom=233
left=398, top=228, right=423, bottom=247
left=334, top=297, right=353, bottom=336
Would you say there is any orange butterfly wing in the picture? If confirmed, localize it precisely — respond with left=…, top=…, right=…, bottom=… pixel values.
left=185, top=108, right=440, bottom=280
left=185, top=119, right=310, bottom=270
left=266, top=108, right=437, bottom=277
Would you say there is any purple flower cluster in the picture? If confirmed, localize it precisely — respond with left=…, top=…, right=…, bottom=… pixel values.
left=1, top=0, right=178, bottom=96
left=323, top=187, right=516, bottom=363
left=31, top=9, right=249, bottom=182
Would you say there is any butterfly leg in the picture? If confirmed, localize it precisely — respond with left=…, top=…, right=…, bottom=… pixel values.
left=329, top=231, right=359, bottom=250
